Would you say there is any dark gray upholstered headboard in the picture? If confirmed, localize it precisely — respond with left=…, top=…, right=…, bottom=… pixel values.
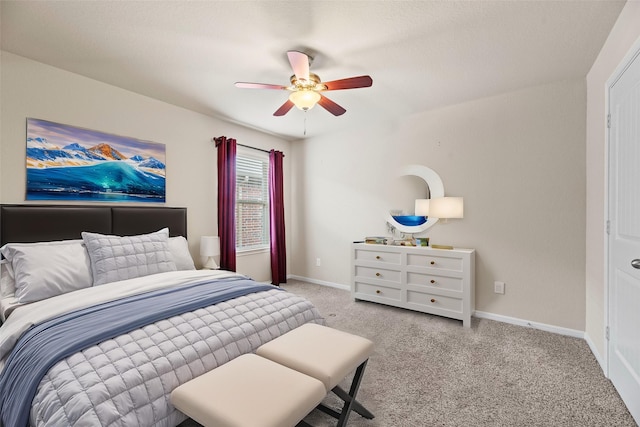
left=0, top=205, right=187, bottom=246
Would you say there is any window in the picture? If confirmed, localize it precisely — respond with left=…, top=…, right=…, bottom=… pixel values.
left=235, top=147, right=269, bottom=251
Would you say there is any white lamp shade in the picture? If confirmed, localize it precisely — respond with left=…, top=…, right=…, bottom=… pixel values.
left=200, top=236, right=220, bottom=256
left=200, top=236, right=220, bottom=269
left=415, top=199, right=430, bottom=216
left=429, top=197, right=464, bottom=219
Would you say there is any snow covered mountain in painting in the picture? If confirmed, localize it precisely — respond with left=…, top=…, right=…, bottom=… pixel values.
left=62, top=143, right=107, bottom=161
left=128, top=154, right=166, bottom=170
left=26, top=137, right=165, bottom=174
left=26, top=138, right=102, bottom=164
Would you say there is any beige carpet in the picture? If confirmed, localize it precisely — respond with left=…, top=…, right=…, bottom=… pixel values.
left=180, top=280, right=636, bottom=426
left=281, top=280, right=636, bottom=427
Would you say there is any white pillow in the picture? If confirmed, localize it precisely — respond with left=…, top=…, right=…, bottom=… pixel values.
left=82, top=228, right=177, bottom=286
left=168, top=236, right=196, bottom=271
left=0, top=240, right=93, bottom=303
left=1, top=259, right=16, bottom=298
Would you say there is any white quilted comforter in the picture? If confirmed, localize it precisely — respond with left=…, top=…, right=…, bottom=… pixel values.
left=0, top=270, right=324, bottom=427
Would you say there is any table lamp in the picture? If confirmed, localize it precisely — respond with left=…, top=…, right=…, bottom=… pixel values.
left=200, top=236, right=220, bottom=269
left=429, top=197, right=464, bottom=223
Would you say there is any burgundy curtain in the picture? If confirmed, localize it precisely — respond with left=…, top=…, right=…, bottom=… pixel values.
left=214, top=136, right=236, bottom=272
left=269, top=150, right=287, bottom=285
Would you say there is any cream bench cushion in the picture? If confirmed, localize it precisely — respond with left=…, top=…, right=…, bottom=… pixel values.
left=171, top=353, right=326, bottom=427
left=256, top=323, right=374, bottom=391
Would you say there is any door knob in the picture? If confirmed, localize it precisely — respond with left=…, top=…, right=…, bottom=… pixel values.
left=632, top=259, right=640, bottom=269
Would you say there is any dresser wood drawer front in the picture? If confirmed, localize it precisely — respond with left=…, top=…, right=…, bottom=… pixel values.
left=406, top=253, right=463, bottom=272
left=406, top=290, right=463, bottom=314
left=355, top=265, right=402, bottom=283
left=354, top=281, right=402, bottom=302
left=407, top=272, right=463, bottom=292
left=354, top=248, right=402, bottom=265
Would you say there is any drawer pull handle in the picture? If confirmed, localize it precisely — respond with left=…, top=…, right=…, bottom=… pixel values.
left=430, top=280, right=436, bottom=284
left=376, top=256, right=381, bottom=260
left=375, top=272, right=381, bottom=277
left=376, top=290, right=382, bottom=294
left=430, top=261, right=435, bottom=265
left=430, top=298, right=436, bottom=303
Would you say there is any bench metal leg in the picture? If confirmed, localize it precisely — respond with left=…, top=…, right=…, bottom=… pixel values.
left=332, top=386, right=375, bottom=419
left=313, top=359, right=375, bottom=426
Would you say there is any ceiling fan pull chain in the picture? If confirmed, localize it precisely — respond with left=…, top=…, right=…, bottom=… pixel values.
left=304, top=112, right=307, bottom=136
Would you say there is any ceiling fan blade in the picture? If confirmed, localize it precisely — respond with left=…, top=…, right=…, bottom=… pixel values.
left=323, top=75, right=373, bottom=91
left=318, top=95, right=346, bottom=116
left=273, top=99, right=295, bottom=116
left=235, top=82, right=287, bottom=90
left=287, top=50, right=310, bottom=82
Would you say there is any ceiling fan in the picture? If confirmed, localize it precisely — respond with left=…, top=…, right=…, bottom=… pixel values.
left=235, top=50, right=373, bottom=117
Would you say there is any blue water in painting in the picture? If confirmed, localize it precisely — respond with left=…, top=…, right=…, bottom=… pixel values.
left=27, top=162, right=165, bottom=203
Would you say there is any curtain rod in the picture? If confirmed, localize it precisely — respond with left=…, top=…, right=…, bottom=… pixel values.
left=237, top=143, right=270, bottom=154
left=211, top=137, right=270, bottom=154
left=212, top=137, right=283, bottom=156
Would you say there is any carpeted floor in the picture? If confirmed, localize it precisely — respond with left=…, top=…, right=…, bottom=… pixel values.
left=281, top=280, right=636, bottom=427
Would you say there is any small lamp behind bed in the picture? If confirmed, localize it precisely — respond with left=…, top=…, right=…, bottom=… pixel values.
left=200, top=236, right=220, bottom=269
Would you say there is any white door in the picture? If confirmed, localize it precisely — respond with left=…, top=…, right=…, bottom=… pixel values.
left=608, top=46, right=640, bottom=425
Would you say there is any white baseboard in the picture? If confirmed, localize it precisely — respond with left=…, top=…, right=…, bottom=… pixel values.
left=473, top=310, right=584, bottom=339
left=288, top=277, right=599, bottom=356
left=584, top=331, right=607, bottom=375
left=286, top=275, right=350, bottom=291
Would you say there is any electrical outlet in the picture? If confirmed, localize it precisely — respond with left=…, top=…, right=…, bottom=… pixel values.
left=494, top=281, right=505, bottom=294
left=316, top=258, right=321, bottom=267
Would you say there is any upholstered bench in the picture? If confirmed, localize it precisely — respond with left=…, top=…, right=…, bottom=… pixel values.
left=256, top=323, right=375, bottom=427
left=170, top=353, right=326, bottom=427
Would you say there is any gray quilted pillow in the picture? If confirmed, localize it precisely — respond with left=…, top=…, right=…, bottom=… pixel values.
left=82, top=228, right=177, bottom=286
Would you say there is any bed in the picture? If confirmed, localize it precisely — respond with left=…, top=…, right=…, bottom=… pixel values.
left=0, top=205, right=324, bottom=427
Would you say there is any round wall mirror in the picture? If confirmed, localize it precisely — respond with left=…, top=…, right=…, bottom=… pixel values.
left=386, top=164, right=444, bottom=233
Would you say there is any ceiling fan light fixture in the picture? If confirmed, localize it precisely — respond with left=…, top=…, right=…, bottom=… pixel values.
left=237, top=50, right=372, bottom=117
left=289, top=90, right=321, bottom=111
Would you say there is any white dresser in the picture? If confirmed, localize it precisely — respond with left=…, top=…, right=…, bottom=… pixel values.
left=351, top=243, right=475, bottom=327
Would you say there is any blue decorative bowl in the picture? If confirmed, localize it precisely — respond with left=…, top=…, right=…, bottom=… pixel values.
left=392, top=215, right=427, bottom=226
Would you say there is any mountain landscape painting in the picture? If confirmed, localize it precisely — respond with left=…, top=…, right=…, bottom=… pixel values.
left=26, top=118, right=166, bottom=202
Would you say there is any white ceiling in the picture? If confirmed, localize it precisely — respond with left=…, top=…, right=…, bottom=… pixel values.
left=0, top=1, right=626, bottom=140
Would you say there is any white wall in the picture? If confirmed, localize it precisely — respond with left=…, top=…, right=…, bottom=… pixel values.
left=585, top=1, right=640, bottom=364
left=291, top=79, right=587, bottom=331
left=0, top=51, right=291, bottom=282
